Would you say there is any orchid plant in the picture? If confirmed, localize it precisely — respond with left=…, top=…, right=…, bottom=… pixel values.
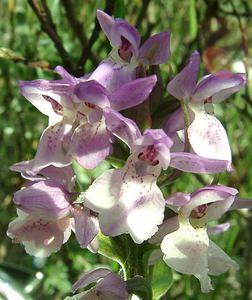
left=8, top=9, right=252, bottom=300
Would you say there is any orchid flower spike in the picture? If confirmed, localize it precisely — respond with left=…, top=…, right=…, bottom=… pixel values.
left=165, top=51, right=246, bottom=165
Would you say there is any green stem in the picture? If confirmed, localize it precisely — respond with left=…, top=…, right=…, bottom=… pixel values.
left=211, top=173, right=220, bottom=185
left=181, top=100, right=191, bottom=152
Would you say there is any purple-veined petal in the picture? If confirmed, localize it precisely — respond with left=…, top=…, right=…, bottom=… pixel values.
left=230, top=197, right=252, bottom=209
left=7, top=209, right=71, bottom=257
left=139, top=31, right=171, bottom=65
left=72, top=268, right=111, bottom=292
left=68, top=119, right=111, bottom=169
left=85, top=156, right=165, bottom=243
left=104, top=108, right=141, bottom=148
left=96, top=10, right=115, bottom=40
left=170, top=152, right=229, bottom=174
left=13, top=179, right=71, bottom=220
left=90, top=59, right=136, bottom=92
left=74, top=80, right=110, bottom=109
left=192, top=71, right=246, bottom=103
left=161, top=218, right=213, bottom=293
left=73, top=208, right=99, bottom=249
left=167, top=51, right=200, bottom=101
left=188, top=104, right=232, bottom=163
left=29, top=121, right=72, bottom=175
left=207, top=222, right=230, bottom=236
left=208, top=240, right=239, bottom=275
left=96, top=272, right=128, bottom=299
left=109, top=75, right=157, bottom=111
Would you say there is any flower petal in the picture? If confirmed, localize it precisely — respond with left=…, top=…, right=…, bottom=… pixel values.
left=148, top=216, right=179, bottom=244
left=96, top=272, right=128, bottom=299
left=104, top=108, right=141, bottom=148
left=74, top=80, right=110, bottom=109
left=167, top=51, right=200, bottom=101
left=192, top=71, right=246, bottom=103
left=207, top=223, right=230, bottom=236
left=184, top=186, right=237, bottom=219
left=230, top=197, right=252, bottom=209
left=68, top=119, right=111, bottom=169
left=170, top=152, right=229, bottom=174
left=109, top=75, right=157, bottom=111
left=7, top=209, right=70, bottom=257
left=90, top=59, right=136, bottom=92
left=139, top=31, right=171, bottom=65
left=208, top=240, right=239, bottom=275
left=72, top=268, right=111, bottom=292
left=13, top=179, right=71, bottom=220
left=161, top=218, right=213, bottom=293
left=96, top=10, right=115, bottom=41
left=110, top=19, right=140, bottom=59
left=29, top=121, right=72, bottom=175
left=188, top=105, right=232, bottom=163
left=73, top=208, right=99, bottom=249
left=85, top=157, right=165, bottom=243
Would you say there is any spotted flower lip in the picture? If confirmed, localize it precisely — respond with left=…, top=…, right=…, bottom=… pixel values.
left=159, top=185, right=239, bottom=293
left=165, top=51, right=246, bottom=164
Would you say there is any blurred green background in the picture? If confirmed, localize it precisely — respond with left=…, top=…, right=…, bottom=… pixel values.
left=1, top=0, right=252, bottom=299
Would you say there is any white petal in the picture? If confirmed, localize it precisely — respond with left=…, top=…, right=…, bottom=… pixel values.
left=85, top=156, right=165, bottom=243
left=161, top=218, right=213, bottom=293
left=208, top=240, right=239, bottom=275
left=188, top=104, right=232, bottom=162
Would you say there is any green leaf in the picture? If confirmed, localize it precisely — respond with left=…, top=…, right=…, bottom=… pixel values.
left=126, top=276, right=152, bottom=300
left=189, top=0, right=197, bottom=40
left=98, top=233, right=126, bottom=271
left=151, top=260, right=173, bottom=299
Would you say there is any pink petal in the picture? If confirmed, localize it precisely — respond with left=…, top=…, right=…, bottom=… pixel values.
left=167, top=51, right=200, bottom=101
left=30, top=121, right=72, bottom=175
left=109, top=75, right=157, bottom=111
left=170, top=152, right=229, bottom=174
left=68, top=120, right=111, bottom=169
left=73, top=208, right=99, bottom=248
left=139, top=31, right=171, bottom=65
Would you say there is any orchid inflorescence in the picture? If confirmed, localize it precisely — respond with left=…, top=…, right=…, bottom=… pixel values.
left=7, top=9, right=252, bottom=299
